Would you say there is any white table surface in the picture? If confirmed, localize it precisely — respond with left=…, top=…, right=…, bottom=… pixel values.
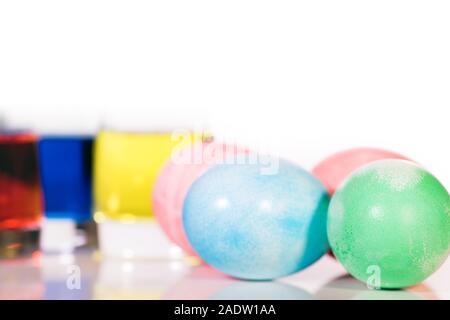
left=0, top=248, right=448, bottom=300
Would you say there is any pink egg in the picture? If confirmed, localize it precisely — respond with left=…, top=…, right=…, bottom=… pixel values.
left=153, top=142, right=249, bottom=256
left=312, top=147, right=410, bottom=195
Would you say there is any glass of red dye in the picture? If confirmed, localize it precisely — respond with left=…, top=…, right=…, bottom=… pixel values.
left=0, top=132, right=43, bottom=257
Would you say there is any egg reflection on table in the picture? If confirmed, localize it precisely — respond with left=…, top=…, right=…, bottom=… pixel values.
left=163, top=265, right=232, bottom=300
left=210, top=281, right=312, bottom=300
left=315, top=275, right=438, bottom=300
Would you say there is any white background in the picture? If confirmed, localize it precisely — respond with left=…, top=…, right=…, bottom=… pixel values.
left=0, top=1, right=449, bottom=187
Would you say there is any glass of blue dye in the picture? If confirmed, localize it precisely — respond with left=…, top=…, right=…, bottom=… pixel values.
left=38, top=136, right=93, bottom=224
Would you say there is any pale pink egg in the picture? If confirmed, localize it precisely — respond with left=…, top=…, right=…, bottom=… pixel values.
left=153, top=142, right=249, bottom=256
left=312, top=147, right=410, bottom=195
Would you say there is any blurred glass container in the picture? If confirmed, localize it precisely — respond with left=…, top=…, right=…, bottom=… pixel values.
left=94, top=129, right=205, bottom=259
left=0, top=131, right=43, bottom=258
left=39, top=136, right=93, bottom=223
left=38, top=136, right=95, bottom=253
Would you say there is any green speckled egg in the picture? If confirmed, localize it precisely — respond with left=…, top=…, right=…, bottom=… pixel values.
left=328, top=160, right=450, bottom=289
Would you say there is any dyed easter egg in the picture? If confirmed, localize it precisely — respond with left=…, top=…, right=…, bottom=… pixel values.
left=313, top=148, right=409, bottom=195
left=328, top=160, right=450, bottom=289
left=153, top=142, right=248, bottom=255
left=183, top=159, right=330, bottom=280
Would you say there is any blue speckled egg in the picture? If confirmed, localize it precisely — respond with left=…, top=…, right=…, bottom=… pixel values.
left=183, top=159, right=330, bottom=280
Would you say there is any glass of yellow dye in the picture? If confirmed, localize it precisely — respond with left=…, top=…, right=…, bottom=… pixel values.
left=94, top=130, right=206, bottom=258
